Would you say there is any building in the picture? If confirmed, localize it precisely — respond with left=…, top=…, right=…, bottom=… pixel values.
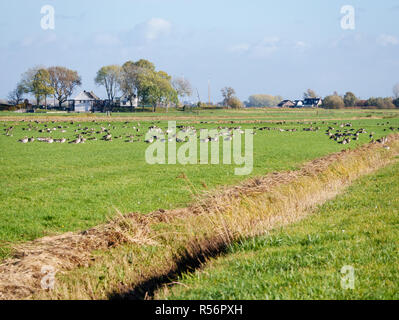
left=303, top=98, right=323, bottom=108
left=114, top=94, right=139, bottom=108
left=278, top=100, right=295, bottom=108
left=69, top=91, right=101, bottom=112
left=294, top=100, right=304, bottom=107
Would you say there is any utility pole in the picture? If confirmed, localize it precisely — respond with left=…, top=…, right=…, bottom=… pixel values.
left=208, top=79, right=211, bottom=105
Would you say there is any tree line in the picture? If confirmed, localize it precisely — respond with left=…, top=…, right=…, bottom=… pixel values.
left=7, top=65, right=399, bottom=110
left=8, top=59, right=193, bottom=112
left=323, top=87, right=399, bottom=109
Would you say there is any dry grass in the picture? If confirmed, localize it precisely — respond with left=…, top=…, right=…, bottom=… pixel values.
left=1, top=135, right=398, bottom=300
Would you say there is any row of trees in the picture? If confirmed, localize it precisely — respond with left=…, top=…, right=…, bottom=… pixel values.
left=8, top=66, right=81, bottom=108
left=8, top=60, right=193, bottom=112
left=323, top=90, right=399, bottom=109
left=94, top=60, right=192, bottom=112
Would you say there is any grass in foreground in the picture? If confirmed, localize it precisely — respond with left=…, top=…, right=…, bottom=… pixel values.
left=27, top=137, right=398, bottom=300
left=157, top=161, right=399, bottom=300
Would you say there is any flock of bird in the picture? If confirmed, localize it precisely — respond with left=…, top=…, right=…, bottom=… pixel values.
left=2, top=119, right=397, bottom=147
left=325, top=121, right=396, bottom=145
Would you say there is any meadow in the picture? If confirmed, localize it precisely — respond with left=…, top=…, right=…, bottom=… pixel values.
left=157, top=161, right=399, bottom=300
left=0, top=108, right=398, bottom=260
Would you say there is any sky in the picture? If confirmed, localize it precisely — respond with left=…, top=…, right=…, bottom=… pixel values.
left=0, top=0, right=399, bottom=102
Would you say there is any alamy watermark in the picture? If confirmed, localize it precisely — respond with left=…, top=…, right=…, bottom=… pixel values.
left=145, top=122, right=253, bottom=176
left=40, top=5, right=55, bottom=30
left=40, top=265, right=56, bottom=290
left=340, top=265, right=355, bottom=290
left=340, top=5, right=355, bottom=30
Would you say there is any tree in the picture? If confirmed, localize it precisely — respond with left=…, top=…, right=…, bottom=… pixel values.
left=172, top=77, right=192, bottom=103
left=95, top=65, right=121, bottom=102
left=246, top=94, right=283, bottom=107
left=303, top=89, right=318, bottom=99
left=136, top=69, right=177, bottom=112
left=134, top=59, right=156, bottom=72
left=33, top=69, right=54, bottom=107
left=393, top=83, right=399, bottom=99
left=48, top=66, right=81, bottom=108
left=343, top=92, right=357, bottom=107
left=323, top=95, right=345, bottom=109
left=221, top=87, right=235, bottom=103
left=119, top=61, right=140, bottom=110
left=228, top=97, right=243, bottom=109
left=367, top=97, right=395, bottom=109
left=7, top=83, right=25, bottom=106
left=21, top=67, right=54, bottom=107
left=221, top=87, right=236, bottom=106
left=393, top=98, right=399, bottom=108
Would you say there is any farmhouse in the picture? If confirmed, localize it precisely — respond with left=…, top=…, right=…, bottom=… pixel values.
left=278, top=100, right=295, bottom=108
left=303, top=98, right=323, bottom=108
left=69, top=91, right=101, bottom=112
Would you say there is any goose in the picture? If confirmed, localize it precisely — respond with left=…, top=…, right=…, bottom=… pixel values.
left=103, top=134, right=112, bottom=141
left=28, top=137, right=35, bottom=143
left=70, top=138, right=81, bottom=144
left=19, top=137, right=29, bottom=144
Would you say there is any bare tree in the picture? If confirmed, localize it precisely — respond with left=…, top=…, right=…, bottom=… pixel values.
left=221, top=87, right=236, bottom=106
left=303, top=89, right=318, bottom=99
left=172, top=77, right=192, bottom=103
left=7, top=83, right=25, bottom=106
left=48, top=66, right=81, bottom=108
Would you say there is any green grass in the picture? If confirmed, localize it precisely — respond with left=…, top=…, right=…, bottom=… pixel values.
left=0, top=110, right=398, bottom=260
left=158, top=161, right=399, bottom=300
left=2, top=108, right=399, bottom=121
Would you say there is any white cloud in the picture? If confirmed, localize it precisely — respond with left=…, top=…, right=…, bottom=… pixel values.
left=135, top=18, right=172, bottom=42
left=377, top=34, right=399, bottom=46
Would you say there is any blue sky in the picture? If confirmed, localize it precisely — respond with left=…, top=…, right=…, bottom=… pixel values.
left=0, top=0, right=399, bottom=102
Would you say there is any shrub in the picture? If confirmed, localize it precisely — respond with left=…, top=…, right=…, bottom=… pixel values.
left=366, top=97, right=395, bottom=109
left=227, top=97, right=244, bottom=109
left=322, top=95, right=345, bottom=109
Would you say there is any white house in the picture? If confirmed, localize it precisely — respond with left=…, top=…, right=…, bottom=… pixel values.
left=115, top=94, right=139, bottom=108
left=71, top=91, right=100, bottom=112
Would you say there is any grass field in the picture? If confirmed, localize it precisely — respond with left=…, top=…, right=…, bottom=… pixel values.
left=1, top=109, right=398, bottom=260
left=157, top=161, right=399, bottom=300
left=2, top=108, right=399, bottom=121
